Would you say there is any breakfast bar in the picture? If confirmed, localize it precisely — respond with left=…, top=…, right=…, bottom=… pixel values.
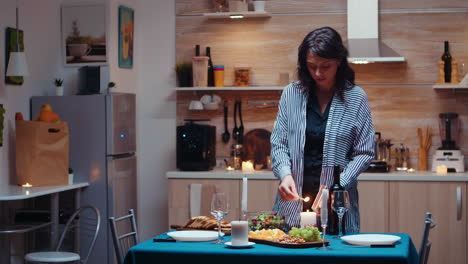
left=124, top=232, right=418, bottom=264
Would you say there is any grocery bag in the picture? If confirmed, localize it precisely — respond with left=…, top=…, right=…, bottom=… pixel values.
left=16, top=120, right=69, bottom=186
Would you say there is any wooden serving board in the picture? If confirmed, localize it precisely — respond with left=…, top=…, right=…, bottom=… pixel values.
left=170, top=225, right=231, bottom=235
left=249, top=238, right=329, bottom=248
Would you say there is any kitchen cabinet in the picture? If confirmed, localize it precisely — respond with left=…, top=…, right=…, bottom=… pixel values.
left=168, top=178, right=240, bottom=226
left=358, top=181, right=388, bottom=233
left=168, top=178, right=279, bottom=226
left=388, top=182, right=466, bottom=264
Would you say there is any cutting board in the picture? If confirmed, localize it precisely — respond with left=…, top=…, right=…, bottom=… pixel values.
left=241, top=129, right=271, bottom=169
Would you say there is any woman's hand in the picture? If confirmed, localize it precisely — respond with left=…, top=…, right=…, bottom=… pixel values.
left=278, top=174, right=299, bottom=201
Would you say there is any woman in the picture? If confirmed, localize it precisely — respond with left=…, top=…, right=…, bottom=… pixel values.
left=271, top=27, right=375, bottom=233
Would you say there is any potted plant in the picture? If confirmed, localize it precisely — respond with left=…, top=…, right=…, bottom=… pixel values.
left=175, top=62, right=193, bottom=87
left=54, top=78, right=64, bottom=96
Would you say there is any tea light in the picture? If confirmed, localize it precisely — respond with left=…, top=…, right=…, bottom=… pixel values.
left=436, top=165, right=448, bottom=175
left=300, top=210, right=316, bottom=228
left=230, top=221, right=249, bottom=245
left=226, top=166, right=234, bottom=171
left=22, top=183, right=32, bottom=188
left=242, top=161, right=254, bottom=173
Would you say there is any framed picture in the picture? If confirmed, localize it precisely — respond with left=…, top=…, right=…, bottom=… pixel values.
left=61, top=4, right=107, bottom=66
left=4, top=27, right=24, bottom=85
left=118, top=5, right=134, bottom=69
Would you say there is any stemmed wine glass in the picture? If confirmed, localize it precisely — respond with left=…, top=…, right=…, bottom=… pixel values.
left=331, top=190, right=350, bottom=238
left=317, top=190, right=332, bottom=251
left=210, top=192, right=229, bottom=244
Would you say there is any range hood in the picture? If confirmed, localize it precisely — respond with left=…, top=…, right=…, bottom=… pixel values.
left=347, top=0, right=405, bottom=64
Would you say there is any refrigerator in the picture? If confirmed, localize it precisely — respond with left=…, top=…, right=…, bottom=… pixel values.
left=31, top=93, right=137, bottom=264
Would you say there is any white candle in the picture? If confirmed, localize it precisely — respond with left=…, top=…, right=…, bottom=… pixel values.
left=230, top=220, right=249, bottom=245
left=300, top=211, right=316, bottom=228
left=242, top=161, right=254, bottom=173
left=241, top=176, right=248, bottom=214
left=321, top=189, right=328, bottom=218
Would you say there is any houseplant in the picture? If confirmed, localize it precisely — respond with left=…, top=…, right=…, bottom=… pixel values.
left=54, top=78, right=64, bottom=96
left=175, top=62, right=193, bottom=87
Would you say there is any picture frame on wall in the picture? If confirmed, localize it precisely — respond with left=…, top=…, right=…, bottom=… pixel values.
left=5, top=27, right=24, bottom=85
left=61, top=4, right=107, bottom=66
left=118, top=5, right=134, bottom=69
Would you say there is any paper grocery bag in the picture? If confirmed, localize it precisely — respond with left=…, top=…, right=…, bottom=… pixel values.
left=16, top=120, right=69, bottom=186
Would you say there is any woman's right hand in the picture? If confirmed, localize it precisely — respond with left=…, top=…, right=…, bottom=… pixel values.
left=278, top=174, right=299, bottom=201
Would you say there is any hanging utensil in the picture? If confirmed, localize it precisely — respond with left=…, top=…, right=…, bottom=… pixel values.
left=232, top=100, right=240, bottom=141
left=222, top=100, right=230, bottom=143
left=238, top=100, right=244, bottom=144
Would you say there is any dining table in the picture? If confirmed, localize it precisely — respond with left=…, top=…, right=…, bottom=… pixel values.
left=124, top=231, right=418, bottom=264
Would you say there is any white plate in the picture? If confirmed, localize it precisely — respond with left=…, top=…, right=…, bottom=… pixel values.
left=167, top=231, right=224, bottom=242
left=225, top=242, right=255, bottom=248
left=341, top=234, right=401, bottom=246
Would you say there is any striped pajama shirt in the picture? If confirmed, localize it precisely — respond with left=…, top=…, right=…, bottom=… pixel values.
left=271, top=81, right=375, bottom=233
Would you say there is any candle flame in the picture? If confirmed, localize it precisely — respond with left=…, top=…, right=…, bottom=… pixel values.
left=304, top=196, right=310, bottom=202
left=306, top=209, right=309, bottom=212
left=22, top=183, right=32, bottom=187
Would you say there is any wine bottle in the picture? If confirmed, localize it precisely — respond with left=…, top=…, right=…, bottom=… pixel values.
left=441, top=41, right=452, bottom=83
left=206, top=47, right=215, bottom=87
left=328, top=165, right=344, bottom=235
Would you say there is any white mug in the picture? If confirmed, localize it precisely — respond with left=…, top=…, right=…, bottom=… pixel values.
left=189, top=100, right=204, bottom=110
left=253, top=1, right=265, bottom=12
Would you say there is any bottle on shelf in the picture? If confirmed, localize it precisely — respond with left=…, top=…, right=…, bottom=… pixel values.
left=206, top=47, right=215, bottom=87
left=195, top=44, right=200, bottom=56
left=441, top=41, right=452, bottom=83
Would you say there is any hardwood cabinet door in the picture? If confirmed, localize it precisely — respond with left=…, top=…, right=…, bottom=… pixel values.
left=247, top=179, right=279, bottom=212
left=358, top=181, right=389, bottom=233
left=168, top=179, right=240, bottom=226
left=389, top=182, right=466, bottom=264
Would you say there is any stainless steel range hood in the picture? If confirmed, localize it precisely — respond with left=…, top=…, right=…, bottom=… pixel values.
left=347, top=0, right=405, bottom=64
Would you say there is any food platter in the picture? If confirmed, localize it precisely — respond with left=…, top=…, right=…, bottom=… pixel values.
left=249, top=238, right=329, bottom=248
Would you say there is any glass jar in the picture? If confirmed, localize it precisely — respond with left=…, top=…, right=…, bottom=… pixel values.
left=234, top=66, right=251, bottom=87
left=231, top=144, right=243, bottom=170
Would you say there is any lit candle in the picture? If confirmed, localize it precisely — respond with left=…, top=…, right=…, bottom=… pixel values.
left=241, top=176, right=248, bottom=214
left=242, top=161, right=254, bottom=173
left=22, top=183, right=32, bottom=188
left=226, top=166, right=234, bottom=171
left=300, top=210, right=316, bottom=228
left=321, top=189, right=328, bottom=218
left=436, top=165, right=447, bottom=175
left=230, top=220, right=249, bottom=245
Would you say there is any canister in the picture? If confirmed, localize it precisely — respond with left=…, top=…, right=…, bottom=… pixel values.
left=214, top=65, right=224, bottom=87
left=231, top=144, right=243, bottom=170
left=234, top=66, right=251, bottom=87
left=192, top=56, right=209, bottom=87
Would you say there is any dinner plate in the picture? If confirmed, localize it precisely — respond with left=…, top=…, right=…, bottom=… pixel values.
left=341, top=234, right=401, bottom=246
left=167, top=231, right=224, bottom=242
left=225, top=242, right=255, bottom=248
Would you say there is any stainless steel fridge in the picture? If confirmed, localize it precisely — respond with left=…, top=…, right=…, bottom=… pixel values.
left=31, top=93, right=137, bottom=264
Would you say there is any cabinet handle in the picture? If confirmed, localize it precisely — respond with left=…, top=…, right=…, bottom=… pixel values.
left=456, top=186, right=462, bottom=221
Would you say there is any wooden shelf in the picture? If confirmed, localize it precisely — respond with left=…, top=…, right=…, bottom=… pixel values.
left=203, top=11, right=271, bottom=19
left=176, top=86, right=283, bottom=91
left=433, top=84, right=468, bottom=89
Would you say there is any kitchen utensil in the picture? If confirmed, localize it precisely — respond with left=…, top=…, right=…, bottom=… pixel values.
left=432, top=112, right=465, bottom=172
left=238, top=100, right=244, bottom=144
left=222, top=101, right=230, bottom=143
left=232, top=101, right=240, bottom=141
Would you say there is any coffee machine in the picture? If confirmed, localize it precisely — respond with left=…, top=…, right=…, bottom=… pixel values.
left=365, top=132, right=391, bottom=172
left=432, top=113, right=465, bottom=172
left=177, top=120, right=216, bottom=171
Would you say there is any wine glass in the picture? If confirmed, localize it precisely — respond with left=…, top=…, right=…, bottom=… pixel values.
left=317, top=192, right=332, bottom=251
left=332, top=190, right=350, bottom=238
left=210, top=192, right=229, bottom=244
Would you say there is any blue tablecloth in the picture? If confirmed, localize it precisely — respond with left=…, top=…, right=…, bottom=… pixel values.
left=124, top=232, right=418, bottom=264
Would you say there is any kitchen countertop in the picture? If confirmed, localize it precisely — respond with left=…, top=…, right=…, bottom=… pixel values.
left=167, top=169, right=468, bottom=182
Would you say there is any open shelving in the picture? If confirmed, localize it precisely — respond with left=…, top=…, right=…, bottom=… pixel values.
left=433, top=84, right=468, bottom=89
left=203, top=11, right=271, bottom=19
left=175, top=86, right=283, bottom=91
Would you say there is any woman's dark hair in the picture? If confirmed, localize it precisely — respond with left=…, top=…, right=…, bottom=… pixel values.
left=297, top=27, right=355, bottom=96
